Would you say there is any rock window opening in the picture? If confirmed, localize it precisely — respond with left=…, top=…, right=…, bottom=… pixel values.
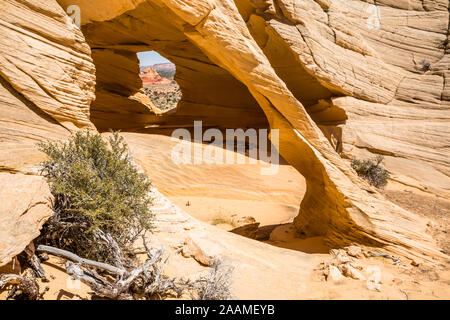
left=138, top=51, right=181, bottom=112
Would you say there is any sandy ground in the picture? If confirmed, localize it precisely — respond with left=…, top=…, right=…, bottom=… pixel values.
left=1, top=132, right=448, bottom=300
left=170, top=197, right=299, bottom=227
left=0, top=256, right=91, bottom=300
left=121, top=132, right=306, bottom=227
left=5, top=185, right=445, bottom=300
left=383, top=181, right=450, bottom=256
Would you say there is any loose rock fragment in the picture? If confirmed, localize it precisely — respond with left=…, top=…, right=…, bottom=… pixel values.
left=181, top=238, right=212, bottom=266
left=329, top=249, right=351, bottom=264
left=340, top=264, right=366, bottom=280
left=345, top=246, right=364, bottom=259
left=327, top=265, right=345, bottom=283
left=236, top=216, right=257, bottom=226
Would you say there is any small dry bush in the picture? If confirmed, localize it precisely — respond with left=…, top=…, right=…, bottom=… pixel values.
left=37, top=131, right=154, bottom=264
left=34, top=131, right=234, bottom=300
left=191, top=260, right=234, bottom=300
left=211, top=215, right=238, bottom=228
left=351, top=155, right=389, bottom=188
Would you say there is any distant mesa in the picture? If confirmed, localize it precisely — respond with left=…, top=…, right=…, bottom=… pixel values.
left=139, top=62, right=181, bottom=111
left=140, top=63, right=176, bottom=85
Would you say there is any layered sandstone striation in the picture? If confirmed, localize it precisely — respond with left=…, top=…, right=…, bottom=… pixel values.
left=0, top=173, right=53, bottom=266
left=0, top=0, right=449, bottom=267
left=140, top=67, right=172, bottom=85
left=0, top=0, right=96, bottom=173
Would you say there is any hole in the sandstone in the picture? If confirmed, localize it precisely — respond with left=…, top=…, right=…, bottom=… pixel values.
left=90, top=46, right=327, bottom=253
left=80, top=5, right=326, bottom=254
left=138, top=51, right=181, bottom=113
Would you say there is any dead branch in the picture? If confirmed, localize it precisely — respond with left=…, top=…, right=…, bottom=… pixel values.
left=38, top=244, right=172, bottom=299
left=37, top=243, right=233, bottom=300
left=116, top=248, right=164, bottom=289
left=93, top=230, right=124, bottom=269
left=0, top=274, right=39, bottom=300
left=24, top=243, right=45, bottom=278
left=193, top=260, right=234, bottom=300
left=37, top=245, right=126, bottom=277
left=139, top=236, right=193, bottom=298
left=65, top=262, right=131, bottom=300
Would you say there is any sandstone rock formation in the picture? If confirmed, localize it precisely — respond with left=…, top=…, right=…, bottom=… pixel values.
left=181, top=237, right=213, bottom=266
left=0, top=173, right=53, bottom=266
left=150, top=63, right=176, bottom=79
left=140, top=67, right=172, bottom=86
left=0, top=0, right=449, bottom=266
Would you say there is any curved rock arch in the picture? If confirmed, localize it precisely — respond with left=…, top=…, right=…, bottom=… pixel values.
left=0, top=0, right=447, bottom=265
left=52, top=0, right=448, bottom=262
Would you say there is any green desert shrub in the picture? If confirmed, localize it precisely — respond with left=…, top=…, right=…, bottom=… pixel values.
left=37, top=131, right=153, bottom=262
left=351, top=155, right=389, bottom=188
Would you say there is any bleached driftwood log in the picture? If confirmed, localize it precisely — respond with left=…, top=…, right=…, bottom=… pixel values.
left=37, top=245, right=126, bottom=277
left=36, top=242, right=232, bottom=300
left=37, top=244, right=166, bottom=299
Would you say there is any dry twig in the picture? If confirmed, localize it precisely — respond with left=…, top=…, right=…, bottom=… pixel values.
left=0, top=274, right=39, bottom=300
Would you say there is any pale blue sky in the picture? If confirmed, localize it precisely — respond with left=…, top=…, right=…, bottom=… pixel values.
left=137, top=51, right=171, bottom=66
